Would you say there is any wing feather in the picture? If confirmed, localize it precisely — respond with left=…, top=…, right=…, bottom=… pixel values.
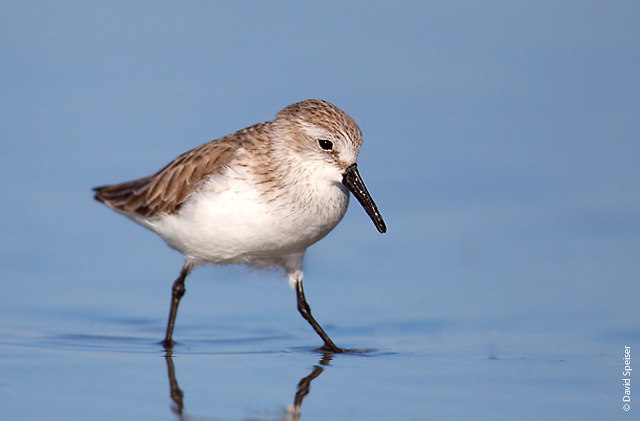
left=93, top=124, right=267, bottom=217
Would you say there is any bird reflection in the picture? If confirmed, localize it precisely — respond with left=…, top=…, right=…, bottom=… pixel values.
left=164, top=351, right=333, bottom=420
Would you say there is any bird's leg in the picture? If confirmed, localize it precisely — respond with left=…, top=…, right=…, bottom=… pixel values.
left=162, top=263, right=192, bottom=350
left=295, top=277, right=343, bottom=353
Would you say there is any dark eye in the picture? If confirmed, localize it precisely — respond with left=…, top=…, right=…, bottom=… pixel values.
left=318, top=139, right=333, bottom=151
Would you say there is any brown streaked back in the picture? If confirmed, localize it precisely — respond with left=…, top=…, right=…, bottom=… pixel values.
left=94, top=122, right=268, bottom=218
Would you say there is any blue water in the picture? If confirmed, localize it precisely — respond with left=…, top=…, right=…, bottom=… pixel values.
left=1, top=232, right=636, bottom=419
left=0, top=304, right=627, bottom=420
left=2, top=2, right=639, bottom=420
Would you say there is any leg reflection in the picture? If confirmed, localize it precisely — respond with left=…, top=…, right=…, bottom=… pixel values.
left=165, top=351, right=185, bottom=417
left=163, top=351, right=334, bottom=420
left=287, top=352, right=333, bottom=420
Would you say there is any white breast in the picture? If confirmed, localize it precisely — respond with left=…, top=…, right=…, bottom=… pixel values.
left=140, top=164, right=350, bottom=269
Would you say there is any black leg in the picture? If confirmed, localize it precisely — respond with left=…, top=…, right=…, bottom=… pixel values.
left=162, top=264, right=191, bottom=350
left=295, top=278, right=343, bottom=353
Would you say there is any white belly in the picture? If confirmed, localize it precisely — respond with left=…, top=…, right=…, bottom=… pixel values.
left=139, top=170, right=350, bottom=268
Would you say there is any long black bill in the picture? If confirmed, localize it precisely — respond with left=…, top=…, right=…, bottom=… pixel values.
left=342, top=164, right=387, bottom=233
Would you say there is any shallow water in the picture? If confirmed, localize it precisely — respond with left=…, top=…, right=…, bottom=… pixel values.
left=1, top=261, right=635, bottom=420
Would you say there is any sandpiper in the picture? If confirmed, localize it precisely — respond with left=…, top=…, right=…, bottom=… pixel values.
left=93, top=99, right=386, bottom=352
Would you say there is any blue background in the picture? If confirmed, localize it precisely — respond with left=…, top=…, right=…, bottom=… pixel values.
left=1, top=1, right=639, bottom=420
